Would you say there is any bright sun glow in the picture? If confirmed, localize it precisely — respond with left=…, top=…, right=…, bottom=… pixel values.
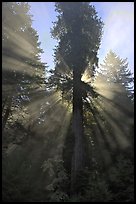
left=81, top=69, right=92, bottom=83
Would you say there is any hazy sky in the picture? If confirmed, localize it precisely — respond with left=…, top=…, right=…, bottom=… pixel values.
left=29, top=2, right=134, bottom=74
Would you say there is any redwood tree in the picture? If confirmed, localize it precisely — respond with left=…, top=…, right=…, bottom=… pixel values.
left=51, top=2, right=103, bottom=192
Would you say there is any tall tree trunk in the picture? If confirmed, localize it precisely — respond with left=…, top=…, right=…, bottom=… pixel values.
left=71, top=70, right=85, bottom=193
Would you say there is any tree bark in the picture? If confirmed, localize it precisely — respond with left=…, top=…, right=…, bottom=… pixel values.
left=71, top=70, right=85, bottom=193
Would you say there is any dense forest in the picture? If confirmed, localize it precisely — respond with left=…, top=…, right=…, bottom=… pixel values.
left=2, top=2, right=134, bottom=202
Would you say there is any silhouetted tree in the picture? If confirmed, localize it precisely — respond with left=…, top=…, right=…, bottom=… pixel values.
left=50, top=2, right=103, bottom=192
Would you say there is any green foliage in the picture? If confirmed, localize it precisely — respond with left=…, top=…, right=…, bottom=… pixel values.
left=108, top=151, right=134, bottom=202
left=84, top=172, right=113, bottom=202
left=41, top=157, right=70, bottom=202
left=67, top=168, right=112, bottom=202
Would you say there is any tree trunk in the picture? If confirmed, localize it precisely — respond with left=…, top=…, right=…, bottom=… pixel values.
left=71, top=70, right=85, bottom=193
